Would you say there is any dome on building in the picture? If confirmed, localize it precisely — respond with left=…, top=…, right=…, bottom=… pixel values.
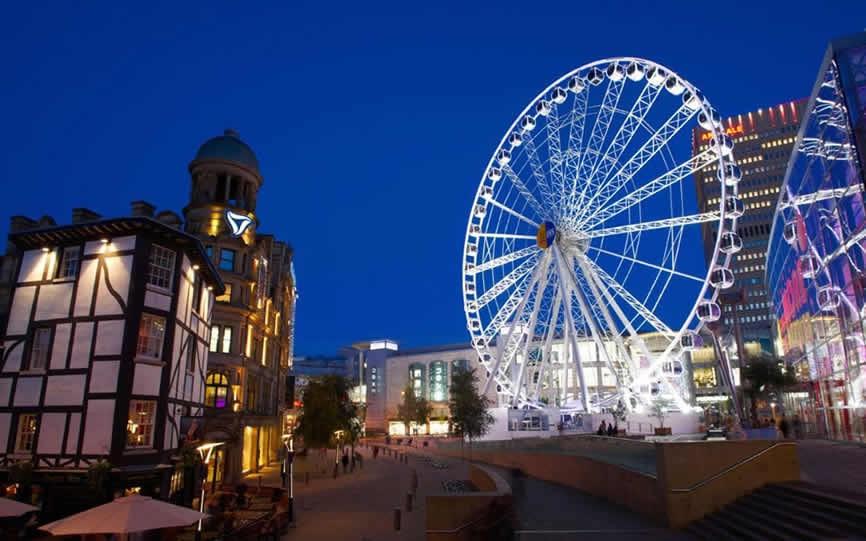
left=194, top=129, right=259, bottom=171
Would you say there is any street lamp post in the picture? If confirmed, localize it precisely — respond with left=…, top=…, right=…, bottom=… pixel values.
left=194, top=442, right=225, bottom=541
left=281, top=434, right=295, bottom=525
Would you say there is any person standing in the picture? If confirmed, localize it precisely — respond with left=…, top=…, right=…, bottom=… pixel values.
left=597, top=420, right=607, bottom=436
left=341, top=449, right=350, bottom=473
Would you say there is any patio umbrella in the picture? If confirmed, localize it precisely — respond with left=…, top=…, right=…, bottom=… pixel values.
left=39, top=494, right=207, bottom=536
left=0, top=497, right=38, bottom=518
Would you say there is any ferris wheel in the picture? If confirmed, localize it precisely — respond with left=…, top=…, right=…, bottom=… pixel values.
left=462, top=57, right=743, bottom=412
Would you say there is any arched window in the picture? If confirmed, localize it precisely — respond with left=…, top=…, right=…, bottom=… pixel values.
left=428, top=361, right=447, bottom=402
left=205, top=372, right=230, bottom=408
left=408, top=363, right=426, bottom=400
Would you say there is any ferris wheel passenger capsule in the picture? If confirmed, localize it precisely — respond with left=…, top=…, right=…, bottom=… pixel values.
left=818, top=286, right=842, bottom=312
left=724, top=195, right=745, bottom=217
left=626, top=61, right=645, bottom=81
left=509, top=132, right=523, bottom=148
left=468, top=224, right=481, bottom=235
left=480, top=186, right=493, bottom=199
left=698, top=109, right=721, bottom=130
left=716, top=163, right=742, bottom=186
left=646, top=66, right=667, bottom=87
left=680, top=331, right=704, bottom=351
left=709, top=135, right=734, bottom=157
left=536, top=100, right=552, bottom=116
left=521, top=116, right=536, bottom=131
left=682, top=90, right=703, bottom=111
left=720, top=231, right=743, bottom=254
left=497, top=149, right=511, bottom=165
left=469, top=320, right=481, bottom=330
left=606, top=62, right=625, bottom=81
left=710, top=266, right=735, bottom=289
left=551, top=87, right=568, bottom=104
left=466, top=244, right=477, bottom=256
left=464, top=282, right=475, bottom=293
left=473, top=204, right=487, bottom=219
left=587, top=68, right=604, bottom=85
left=696, top=301, right=721, bottom=322
left=783, top=219, right=799, bottom=245
left=568, top=76, right=586, bottom=93
left=665, top=75, right=685, bottom=95
left=488, top=167, right=502, bottom=181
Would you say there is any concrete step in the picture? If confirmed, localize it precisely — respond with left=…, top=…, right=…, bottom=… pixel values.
left=745, top=491, right=848, bottom=539
left=761, top=485, right=866, bottom=533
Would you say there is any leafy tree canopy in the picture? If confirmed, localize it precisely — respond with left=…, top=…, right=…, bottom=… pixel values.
left=295, top=375, right=358, bottom=448
left=449, top=367, right=494, bottom=441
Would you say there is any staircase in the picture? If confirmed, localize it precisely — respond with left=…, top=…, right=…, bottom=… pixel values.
left=686, top=481, right=866, bottom=540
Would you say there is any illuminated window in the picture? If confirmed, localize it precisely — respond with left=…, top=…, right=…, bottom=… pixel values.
left=127, top=400, right=156, bottom=448
left=57, top=246, right=80, bottom=279
left=429, top=361, right=447, bottom=402
left=221, top=326, right=232, bottom=354
left=209, top=326, right=219, bottom=352
left=246, top=375, right=259, bottom=411
left=206, top=372, right=230, bottom=408
left=219, top=249, right=236, bottom=272
left=409, top=363, right=426, bottom=399
left=215, top=282, right=232, bottom=303
left=15, top=414, right=37, bottom=453
left=27, top=327, right=52, bottom=371
left=147, top=244, right=176, bottom=290
left=137, top=314, right=166, bottom=359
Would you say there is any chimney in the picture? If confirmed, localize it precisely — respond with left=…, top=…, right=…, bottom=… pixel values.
left=9, top=216, right=38, bottom=234
left=37, top=215, right=57, bottom=228
left=130, top=201, right=156, bottom=218
left=72, top=208, right=102, bottom=224
left=155, top=211, right=183, bottom=229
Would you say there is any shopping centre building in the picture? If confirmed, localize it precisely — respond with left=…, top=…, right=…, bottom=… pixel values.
left=767, top=32, right=866, bottom=439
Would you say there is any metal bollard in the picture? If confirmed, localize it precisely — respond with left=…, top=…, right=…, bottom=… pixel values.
left=393, top=507, right=401, bottom=530
left=405, top=491, right=413, bottom=512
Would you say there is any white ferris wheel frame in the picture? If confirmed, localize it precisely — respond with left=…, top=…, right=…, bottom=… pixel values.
left=462, top=57, right=741, bottom=413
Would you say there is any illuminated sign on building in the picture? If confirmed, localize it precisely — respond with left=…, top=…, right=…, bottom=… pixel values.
left=701, top=124, right=745, bottom=141
left=225, top=210, right=254, bottom=237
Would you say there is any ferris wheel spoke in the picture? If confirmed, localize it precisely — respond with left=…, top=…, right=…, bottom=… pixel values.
left=585, top=211, right=721, bottom=238
left=576, top=103, right=699, bottom=227
left=534, top=279, right=563, bottom=400
left=521, top=126, right=558, bottom=211
left=587, top=245, right=704, bottom=283
left=500, top=163, right=549, bottom=220
left=589, top=81, right=664, bottom=189
left=552, top=248, right=590, bottom=411
left=511, top=263, right=551, bottom=407
left=585, top=149, right=715, bottom=229
left=475, top=254, right=539, bottom=310
left=581, top=255, right=673, bottom=335
left=485, top=197, right=541, bottom=229
left=474, top=232, right=537, bottom=241
left=560, top=86, right=590, bottom=215
left=469, top=245, right=539, bottom=275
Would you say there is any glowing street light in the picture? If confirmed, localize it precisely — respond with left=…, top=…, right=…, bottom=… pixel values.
left=195, top=442, right=224, bottom=541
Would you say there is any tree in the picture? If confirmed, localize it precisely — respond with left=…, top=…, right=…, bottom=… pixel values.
left=397, top=383, right=418, bottom=435
left=295, top=375, right=356, bottom=449
left=449, top=367, right=494, bottom=454
left=741, top=357, right=797, bottom=423
left=414, top=397, right=432, bottom=435
left=650, top=396, right=674, bottom=429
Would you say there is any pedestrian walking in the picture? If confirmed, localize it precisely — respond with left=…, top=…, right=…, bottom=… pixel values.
left=597, top=420, right=607, bottom=436
left=779, top=416, right=791, bottom=439
left=341, top=449, right=350, bottom=473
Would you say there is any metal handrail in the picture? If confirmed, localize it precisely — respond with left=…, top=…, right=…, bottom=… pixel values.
left=669, top=442, right=797, bottom=493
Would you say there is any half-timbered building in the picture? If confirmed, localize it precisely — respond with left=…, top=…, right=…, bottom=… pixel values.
left=0, top=213, right=223, bottom=517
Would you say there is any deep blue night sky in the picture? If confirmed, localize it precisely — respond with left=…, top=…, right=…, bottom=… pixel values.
left=1, top=1, right=865, bottom=355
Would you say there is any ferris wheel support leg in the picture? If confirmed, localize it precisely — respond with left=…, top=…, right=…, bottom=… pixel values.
left=707, top=325, right=744, bottom=429
left=553, top=248, right=590, bottom=413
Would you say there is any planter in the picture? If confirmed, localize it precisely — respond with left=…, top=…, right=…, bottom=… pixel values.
left=654, top=427, right=672, bottom=436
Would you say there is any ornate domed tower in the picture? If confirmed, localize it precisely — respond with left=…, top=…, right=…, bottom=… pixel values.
left=184, top=129, right=262, bottom=243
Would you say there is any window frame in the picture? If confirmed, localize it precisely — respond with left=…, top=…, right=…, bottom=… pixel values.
left=219, top=249, right=236, bottom=272
left=221, top=326, right=233, bottom=354
left=15, top=414, right=38, bottom=453
left=56, top=246, right=81, bottom=279
left=147, top=244, right=176, bottom=291
left=205, top=372, right=230, bottom=409
left=26, top=327, right=52, bottom=372
left=126, top=400, right=157, bottom=449
left=136, top=314, right=166, bottom=360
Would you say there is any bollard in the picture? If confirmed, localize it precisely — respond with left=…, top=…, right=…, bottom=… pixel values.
left=393, top=507, right=401, bottom=530
left=405, top=491, right=413, bottom=512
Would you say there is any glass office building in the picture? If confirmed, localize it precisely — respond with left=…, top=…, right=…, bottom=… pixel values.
left=767, top=32, right=866, bottom=439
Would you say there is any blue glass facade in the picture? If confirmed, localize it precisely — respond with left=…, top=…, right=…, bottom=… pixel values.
left=767, top=33, right=866, bottom=439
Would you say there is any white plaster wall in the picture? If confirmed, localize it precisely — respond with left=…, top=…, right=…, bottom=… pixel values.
left=144, top=289, right=171, bottom=312
left=51, top=323, right=72, bottom=370
left=34, top=282, right=73, bottom=321
left=18, top=251, right=45, bottom=283
left=6, top=286, right=36, bottom=336
left=13, top=377, right=41, bottom=406
left=176, top=279, right=189, bottom=326
left=37, top=413, right=66, bottom=454
left=132, top=362, right=162, bottom=396
left=73, top=259, right=98, bottom=317
left=0, top=413, right=10, bottom=454
left=81, top=400, right=114, bottom=455
left=164, top=417, right=176, bottom=451
left=0, top=379, right=12, bottom=407
left=111, top=236, right=136, bottom=252
left=65, top=413, right=81, bottom=454
left=89, top=362, right=119, bottom=394
left=94, top=320, right=125, bottom=356
left=95, top=255, right=132, bottom=316
left=70, top=322, right=94, bottom=369
left=44, top=375, right=86, bottom=406
left=3, top=341, right=23, bottom=372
